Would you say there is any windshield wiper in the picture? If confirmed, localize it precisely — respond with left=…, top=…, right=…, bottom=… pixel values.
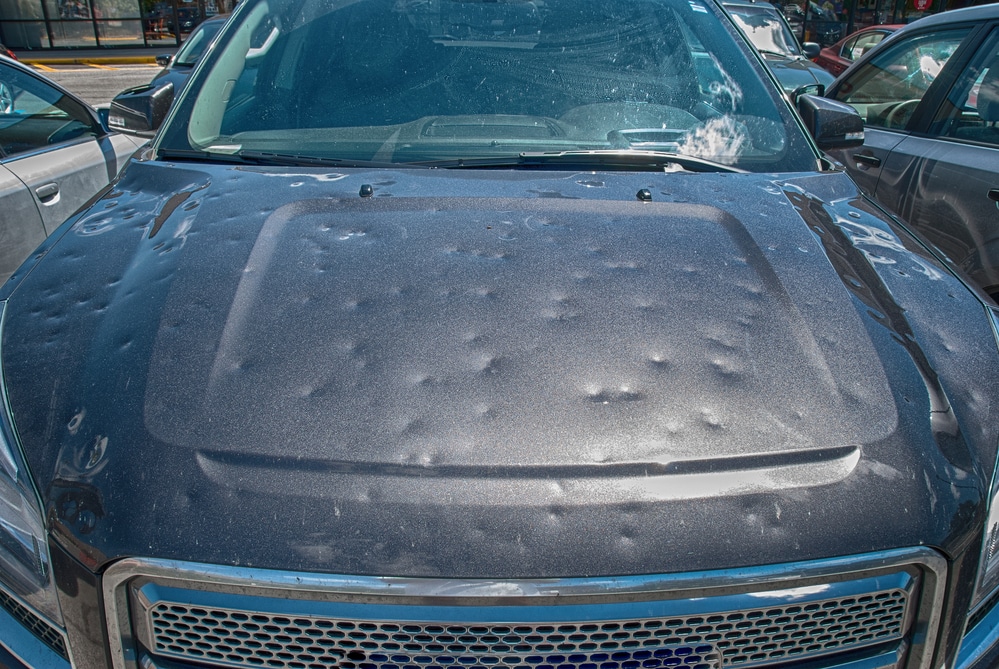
left=414, top=150, right=745, bottom=173
left=236, top=150, right=407, bottom=169
left=156, top=148, right=406, bottom=169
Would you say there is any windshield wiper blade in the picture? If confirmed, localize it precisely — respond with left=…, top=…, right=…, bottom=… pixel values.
left=414, top=150, right=745, bottom=173
left=156, top=148, right=406, bottom=169
left=236, top=150, right=406, bottom=169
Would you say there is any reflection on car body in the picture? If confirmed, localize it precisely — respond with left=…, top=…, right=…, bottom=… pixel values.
left=4, top=3, right=999, bottom=669
left=826, top=4, right=999, bottom=299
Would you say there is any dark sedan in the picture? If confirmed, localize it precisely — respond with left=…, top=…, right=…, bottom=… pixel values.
left=724, top=0, right=836, bottom=93
left=4, top=2, right=999, bottom=669
left=825, top=4, right=999, bottom=299
left=151, top=14, right=228, bottom=94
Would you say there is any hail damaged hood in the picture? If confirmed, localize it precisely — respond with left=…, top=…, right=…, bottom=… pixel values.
left=3, top=161, right=998, bottom=577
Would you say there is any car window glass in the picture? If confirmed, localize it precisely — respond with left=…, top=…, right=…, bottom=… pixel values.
left=0, top=62, right=99, bottom=159
left=833, top=28, right=968, bottom=130
left=849, top=32, right=886, bottom=61
left=174, top=19, right=225, bottom=66
left=727, top=5, right=801, bottom=57
left=935, top=30, right=999, bottom=147
left=840, top=35, right=859, bottom=58
left=164, top=0, right=816, bottom=172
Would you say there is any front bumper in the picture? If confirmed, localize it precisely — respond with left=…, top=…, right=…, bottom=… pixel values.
left=5, top=547, right=991, bottom=669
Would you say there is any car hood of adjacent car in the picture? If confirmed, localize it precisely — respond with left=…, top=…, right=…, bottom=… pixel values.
left=2, top=160, right=996, bottom=579
left=764, top=55, right=837, bottom=93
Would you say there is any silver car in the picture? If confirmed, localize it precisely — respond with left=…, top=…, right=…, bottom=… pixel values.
left=825, top=4, right=999, bottom=299
left=0, top=55, right=145, bottom=282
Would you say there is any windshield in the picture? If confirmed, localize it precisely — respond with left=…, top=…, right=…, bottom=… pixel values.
left=726, top=4, right=801, bottom=57
left=158, top=0, right=816, bottom=171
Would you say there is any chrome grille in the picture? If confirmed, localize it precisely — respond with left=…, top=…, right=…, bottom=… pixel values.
left=141, top=589, right=907, bottom=669
left=105, top=552, right=947, bottom=669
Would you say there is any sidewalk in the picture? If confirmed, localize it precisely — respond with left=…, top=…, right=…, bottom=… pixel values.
left=12, top=46, right=177, bottom=65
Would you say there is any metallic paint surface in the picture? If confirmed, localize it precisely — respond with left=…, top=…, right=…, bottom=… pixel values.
left=2, top=163, right=996, bottom=584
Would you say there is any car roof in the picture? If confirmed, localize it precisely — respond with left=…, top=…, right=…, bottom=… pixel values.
left=896, top=3, right=999, bottom=31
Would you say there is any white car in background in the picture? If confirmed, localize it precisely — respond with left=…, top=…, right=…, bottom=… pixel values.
left=0, top=55, right=145, bottom=283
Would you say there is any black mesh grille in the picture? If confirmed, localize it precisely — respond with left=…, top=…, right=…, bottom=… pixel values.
left=145, top=590, right=907, bottom=669
left=0, top=586, right=68, bottom=660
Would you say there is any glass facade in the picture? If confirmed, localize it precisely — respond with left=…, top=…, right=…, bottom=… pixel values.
left=0, top=0, right=228, bottom=48
left=0, top=0, right=988, bottom=49
left=781, top=0, right=991, bottom=49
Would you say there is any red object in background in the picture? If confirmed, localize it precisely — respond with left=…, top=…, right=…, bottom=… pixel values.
left=0, top=43, right=17, bottom=60
left=914, top=0, right=932, bottom=10
left=813, top=24, right=902, bottom=76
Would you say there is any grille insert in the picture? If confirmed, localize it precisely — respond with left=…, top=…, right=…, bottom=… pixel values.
left=0, top=586, right=68, bottom=660
left=144, top=590, right=907, bottom=669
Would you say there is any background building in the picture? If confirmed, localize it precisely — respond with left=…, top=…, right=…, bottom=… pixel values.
left=0, top=0, right=232, bottom=49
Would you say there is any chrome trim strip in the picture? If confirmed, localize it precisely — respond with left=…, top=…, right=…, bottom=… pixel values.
left=103, top=547, right=947, bottom=669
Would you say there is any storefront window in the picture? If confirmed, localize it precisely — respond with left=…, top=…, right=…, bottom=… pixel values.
left=48, top=18, right=96, bottom=45
left=45, top=0, right=92, bottom=20
left=96, top=17, right=141, bottom=42
left=0, top=0, right=42, bottom=19
left=93, top=0, right=137, bottom=19
left=0, top=21, right=49, bottom=46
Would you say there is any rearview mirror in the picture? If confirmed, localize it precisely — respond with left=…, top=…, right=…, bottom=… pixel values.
left=107, top=82, right=175, bottom=137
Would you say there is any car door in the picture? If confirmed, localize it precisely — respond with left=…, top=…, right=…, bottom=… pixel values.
left=825, top=26, right=970, bottom=197
left=0, top=60, right=142, bottom=254
left=874, top=27, right=999, bottom=296
left=0, top=162, right=46, bottom=280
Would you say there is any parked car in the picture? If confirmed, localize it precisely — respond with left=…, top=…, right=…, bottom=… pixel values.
left=0, top=54, right=145, bottom=282
left=814, top=24, right=902, bottom=76
left=723, top=0, right=836, bottom=94
left=147, top=14, right=230, bottom=104
left=825, top=4, right=999, bottom=299
left=6, top=2, right=999, bottom=669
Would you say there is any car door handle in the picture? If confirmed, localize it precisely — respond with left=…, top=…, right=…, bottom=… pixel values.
left=34, top=182, right=59, bottom=202
left=852, top=154, right=881, bottom=168
left=989, top=189, right=999, bottom=202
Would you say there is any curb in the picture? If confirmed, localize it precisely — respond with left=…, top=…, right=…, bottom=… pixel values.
left=18, top=55, right=161, bottom=65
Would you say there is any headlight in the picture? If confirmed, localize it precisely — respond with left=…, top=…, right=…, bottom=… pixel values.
left=973, top=306, right=999, bottom=614
left=975, top=469, right=999, bottom=611
left=0, top=301, right=64, bottom=628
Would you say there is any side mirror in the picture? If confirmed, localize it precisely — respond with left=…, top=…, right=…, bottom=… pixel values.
left=96, top=106, right=111, bottom=132
left=107, top=82, right=175, bottom=137
left=801, top=42, right=821, bottom=59
left=796, top=93, right=865, bottom=150
left=155, top=53, right=173, bottom=67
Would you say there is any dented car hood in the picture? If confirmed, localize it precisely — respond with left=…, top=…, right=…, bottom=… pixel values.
left=2, top=161, right=998, bottom=578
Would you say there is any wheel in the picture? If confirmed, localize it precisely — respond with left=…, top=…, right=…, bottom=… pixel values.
left=0, top=81, right=12, bottom=114
left=885, top=99, right=920, bottom=129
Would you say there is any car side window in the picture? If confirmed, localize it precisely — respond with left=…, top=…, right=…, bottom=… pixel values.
left=935, top=31, right=999, bottom=147
left=849, top=32, right=887, bottom=61
left=833, top=28, right=968, bottom=130
left=840, top=35, right=860, bottom=59
left=0, top=62, right=100, bottom=160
